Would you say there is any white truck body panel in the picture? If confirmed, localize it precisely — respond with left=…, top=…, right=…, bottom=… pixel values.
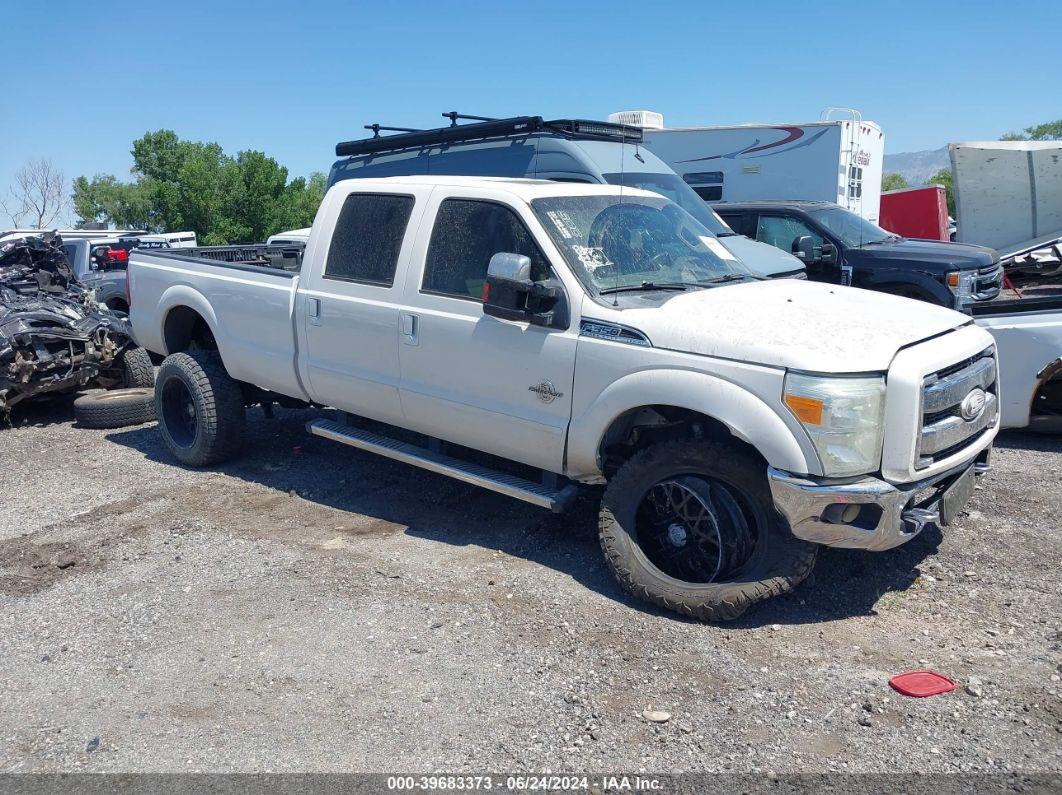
left=129, top=176, right=997, bottom=493
left=642, top=120, right=885, bottom=223
left=951, top=141, right=1062, bottom=252
left=975, top=302, right=1062, bottom=429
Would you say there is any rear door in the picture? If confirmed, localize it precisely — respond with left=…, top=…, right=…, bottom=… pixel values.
left=297, top=185, right=433, bottom=425
left=395, top=187, right=579, bottom=472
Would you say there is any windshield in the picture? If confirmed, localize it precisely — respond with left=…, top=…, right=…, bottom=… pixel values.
left=809, top=206, right=896, bottom=247
left=602, top=172, right=731, bottom=235
left=531, top=194, right=752, bottom=295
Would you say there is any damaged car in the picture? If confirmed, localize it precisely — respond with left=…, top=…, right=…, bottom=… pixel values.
left=0, top=232, right=155, bottom=426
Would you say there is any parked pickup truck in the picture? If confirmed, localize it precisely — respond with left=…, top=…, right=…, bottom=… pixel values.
left=716, top=201, right=1003, bottom=311
left=128, top=176, right=999, bottom=621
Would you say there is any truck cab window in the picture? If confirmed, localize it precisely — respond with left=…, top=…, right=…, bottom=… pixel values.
left=325, top=193, right=415, bottom=286
left=423, top=199, right=550, bottom=300
left=756, top=215, right=823, bottom=252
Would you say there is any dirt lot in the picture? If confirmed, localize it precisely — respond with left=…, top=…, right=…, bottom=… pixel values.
left=0, top=399, right=1059, bottom=775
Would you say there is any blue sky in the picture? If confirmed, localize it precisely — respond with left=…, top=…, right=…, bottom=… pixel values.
left=1, top=0, right=1058, bottom=225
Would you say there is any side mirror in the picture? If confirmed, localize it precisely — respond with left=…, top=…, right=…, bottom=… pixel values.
left=483, top=252, right=559, bottom=327
left=793, top=235, right=819, bottom=263
left=820, top=242, right=838, bottom=265
left=90, top=245, right=109, bottom=270
left=485, top=252, right=531, bottom=284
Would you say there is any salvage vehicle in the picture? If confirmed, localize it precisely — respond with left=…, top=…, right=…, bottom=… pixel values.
left=973, top=296, right=1062, bottom=432
left=328, top=113, right=807, bottom=280
left=0, top=233, right=155, bottom=422
left=715, top=201, right=1002, bottom=311
left=129, top=177, right=999, bottom=621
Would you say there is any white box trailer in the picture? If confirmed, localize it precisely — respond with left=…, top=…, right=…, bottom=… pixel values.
left=616, top=109, right=885, bottom=223
left=950, top=140, right=1062, bottom=255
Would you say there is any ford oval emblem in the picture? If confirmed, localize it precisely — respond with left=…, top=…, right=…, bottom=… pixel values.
left=959, top=387, right=987, bottom=421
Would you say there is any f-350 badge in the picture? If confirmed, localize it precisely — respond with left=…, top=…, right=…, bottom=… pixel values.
left=529, top=380, right=563, bottom=403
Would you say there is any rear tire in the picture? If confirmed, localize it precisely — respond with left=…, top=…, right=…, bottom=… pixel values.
left=74, top=388, right=156, bottom=429
left=598, top=439, right=817, bottom=622
left=155, top=351, right=245, bottom=467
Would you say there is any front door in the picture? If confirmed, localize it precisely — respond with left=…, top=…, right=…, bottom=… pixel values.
left=754, top=213, right=841, bottom=284
left=396, top=190, right=579, bottom=473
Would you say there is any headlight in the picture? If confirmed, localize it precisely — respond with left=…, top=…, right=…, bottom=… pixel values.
left=946, top=270, right=975, bottom=300
left=783, top=373, right=886, bottom=477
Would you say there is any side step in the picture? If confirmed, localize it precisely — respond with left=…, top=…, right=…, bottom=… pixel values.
left=307, top=418, right=579, bottom=512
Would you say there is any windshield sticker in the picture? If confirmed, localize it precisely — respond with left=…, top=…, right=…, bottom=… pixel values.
left=699, top=236, right=738, bottom=261
left=546, top=210, right=578, bottom=240
left=571, top=245, right=613, bottom=273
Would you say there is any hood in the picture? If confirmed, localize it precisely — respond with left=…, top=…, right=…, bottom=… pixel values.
left=847, top=238, right=998, bottom=272
left=721, top=234, right=806, bottom=278
left=610, top=279, right=969, bottom=372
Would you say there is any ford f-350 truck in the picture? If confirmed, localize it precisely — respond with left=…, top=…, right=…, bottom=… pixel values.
left=128, top=176, right=999, bottom=621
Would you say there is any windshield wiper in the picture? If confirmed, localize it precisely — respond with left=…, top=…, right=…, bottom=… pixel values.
left=599, top=281, right=689, bottom=296
left=703, top=273, right=749, bottom=285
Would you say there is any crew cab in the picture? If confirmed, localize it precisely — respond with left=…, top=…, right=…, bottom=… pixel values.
left=128, top=177, right=999, bottom=621
left=717, top=200, right=1003, bottom=311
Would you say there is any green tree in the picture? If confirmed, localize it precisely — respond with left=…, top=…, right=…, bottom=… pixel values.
left=1000, top=119, right=1062, bottom=141
left=926, top=167, right=955, bottom=217
left=72, top=130, right=327, bottom=244
left=273, top=172, right=327, bottom=232
left=881, top=172, right=909, bottom=192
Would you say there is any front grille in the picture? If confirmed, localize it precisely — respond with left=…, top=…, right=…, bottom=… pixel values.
left=917, top=347, right=997, bottom=468
left=972, top=261, right=1002, bottom=301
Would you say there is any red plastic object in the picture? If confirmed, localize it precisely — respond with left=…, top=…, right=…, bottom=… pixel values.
left=880, top=185, right=949, bottom=241
left=889, top=671, right=957, bottom=697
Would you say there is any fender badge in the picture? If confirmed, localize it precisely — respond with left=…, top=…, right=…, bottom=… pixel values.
left=529, top=380, right=563, bottom=403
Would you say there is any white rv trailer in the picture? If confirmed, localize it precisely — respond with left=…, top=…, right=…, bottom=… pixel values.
left=613, top=109, right=885, bottom=223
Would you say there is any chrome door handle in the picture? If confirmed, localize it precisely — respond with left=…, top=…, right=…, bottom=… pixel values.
left=308, top=297, right=322, bottom=326
left=400, top=312, right=419, bottom=346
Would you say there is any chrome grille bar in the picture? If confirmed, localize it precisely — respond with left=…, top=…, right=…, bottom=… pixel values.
left=920, top=393, right=998, bottom=456
left=922, top=354, right=997, bottom=414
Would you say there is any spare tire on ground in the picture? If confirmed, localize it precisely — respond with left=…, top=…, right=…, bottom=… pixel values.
left=74, top=388, right=156, bottom=429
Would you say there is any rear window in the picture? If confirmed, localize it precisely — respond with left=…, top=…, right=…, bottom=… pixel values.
left=324, top=193, right=415, bottom=286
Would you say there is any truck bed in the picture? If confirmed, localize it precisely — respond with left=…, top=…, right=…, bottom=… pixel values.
left=128, top=246, right=308, bottom=400
left=153, top=243, right=304, bottom=274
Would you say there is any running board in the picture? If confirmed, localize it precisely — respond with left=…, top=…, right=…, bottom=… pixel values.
left=306, top=419, right=579, bottom=512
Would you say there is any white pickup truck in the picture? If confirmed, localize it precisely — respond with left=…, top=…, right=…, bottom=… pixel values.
left=128, top=176, right=999, bottom=621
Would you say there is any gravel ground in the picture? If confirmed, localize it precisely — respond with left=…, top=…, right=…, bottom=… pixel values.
left=0, top=398, right=1059, bottom=775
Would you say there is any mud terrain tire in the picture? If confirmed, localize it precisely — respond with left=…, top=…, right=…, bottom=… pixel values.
left=155, top=351, right=244, bottom=467
left=74, top=388, right=156, bottom=429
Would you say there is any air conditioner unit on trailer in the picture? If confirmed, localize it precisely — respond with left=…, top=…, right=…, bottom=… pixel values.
left=607, top=110, right=664, bottom=130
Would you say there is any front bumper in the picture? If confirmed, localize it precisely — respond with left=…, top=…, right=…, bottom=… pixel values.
left=767, top=448, right=991, bottom=552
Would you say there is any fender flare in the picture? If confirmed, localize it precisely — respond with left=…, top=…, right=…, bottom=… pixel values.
left=157, top=285, right=225, bottom=360
left=565, top=368, right=818, bottom=480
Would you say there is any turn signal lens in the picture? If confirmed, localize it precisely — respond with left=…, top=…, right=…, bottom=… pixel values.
left=784, top=394, right=824, bottom=425
left=946, top=271, right=960, bottom=288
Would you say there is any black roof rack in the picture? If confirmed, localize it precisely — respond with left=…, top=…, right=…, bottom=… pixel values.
left=335, top=114, right=643, bottom=158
